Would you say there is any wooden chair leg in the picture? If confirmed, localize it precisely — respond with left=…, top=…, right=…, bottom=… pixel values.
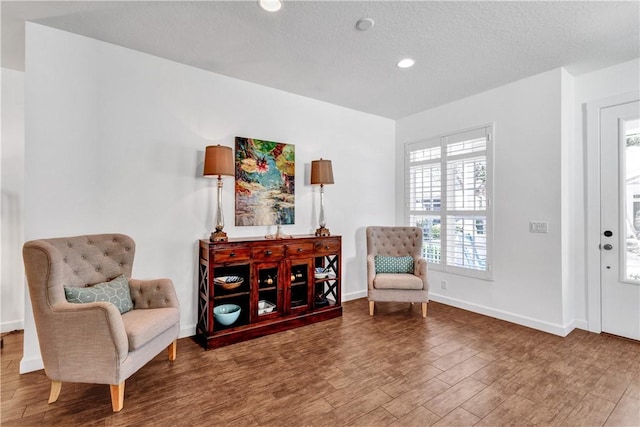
left=168, top=339, right=177, bottom=361
left=110, top=381, right=125, bottom=412
left=422, top=302, right=428, bottom=318
left=369, top=301, right=375, bottom=316
left=48, top=380, right=62, bottom=404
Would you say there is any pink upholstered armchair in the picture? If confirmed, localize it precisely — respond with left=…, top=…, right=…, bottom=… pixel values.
left=366, top=226, right=429, bottom=317
left=22, top=233, right=180, bottom=412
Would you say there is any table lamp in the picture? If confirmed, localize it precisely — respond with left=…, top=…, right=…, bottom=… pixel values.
left=203, top=145, right=234, bottom=242
left=311, top=158, right=334, bottom=237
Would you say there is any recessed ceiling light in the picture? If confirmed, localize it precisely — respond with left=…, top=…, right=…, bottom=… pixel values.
left=258, top=0, right=282, bottom=12
left=396, top=58, right=415, bottom=69
left=355, top=18, right=375, bottom=31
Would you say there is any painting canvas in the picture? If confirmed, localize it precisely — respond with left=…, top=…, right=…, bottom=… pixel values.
left=235, top=137, right=295, bottom=226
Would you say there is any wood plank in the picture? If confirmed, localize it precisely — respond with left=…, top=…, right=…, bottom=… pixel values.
left=604, top=395, right=640, bottom=427
left=562, top=393, right=616, bottom=426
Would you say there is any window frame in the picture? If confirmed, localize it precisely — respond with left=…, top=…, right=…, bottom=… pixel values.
left=405, top=124, right=494, bottom=280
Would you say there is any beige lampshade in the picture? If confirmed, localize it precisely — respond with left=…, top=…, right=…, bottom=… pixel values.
left=203, top=145, right=234, bottom=177
left=310, top=159, right=334, bottom=185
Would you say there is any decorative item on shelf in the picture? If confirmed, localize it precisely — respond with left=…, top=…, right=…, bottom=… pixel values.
left=315, top=292, right=329, bottom=308
left=265, top=275, right=274, bottom=285
left=258, top=300, right=276, bottom=315
left=291, top=273, right=296, bottom=281
left=213, top=304, right=241, bottom=326
left=204, top=145, right=235, bottom=242
left=265, top=210, right=291, bottom=239
left=311, top=158, right=334, bottom=237
left=314, top=267, right=329, bottom=279
left=214, top=276, right=244, bottom=290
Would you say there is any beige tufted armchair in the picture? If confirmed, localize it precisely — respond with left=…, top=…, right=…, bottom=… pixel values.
left=22, top=233, right=180, bottom=412
left=366, top=226, right=429, bottom=317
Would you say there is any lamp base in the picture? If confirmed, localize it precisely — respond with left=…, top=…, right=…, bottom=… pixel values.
left=315, top=226, right=331, bottom=237
left=210, top=230, right=228, bottom=242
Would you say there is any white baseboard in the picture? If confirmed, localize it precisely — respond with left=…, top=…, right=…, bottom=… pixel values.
left=565, top=318, right=589, bottom=333
left=1, top=319, right=24, bottom=333
left=20, top=355, right=44, bottom=374
left=343, top=289, right=367, bottom=301
left=429, top=293, right=579, bottom=337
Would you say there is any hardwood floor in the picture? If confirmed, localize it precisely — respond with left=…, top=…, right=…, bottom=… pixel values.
left=2, top=299, right=639, bottom=426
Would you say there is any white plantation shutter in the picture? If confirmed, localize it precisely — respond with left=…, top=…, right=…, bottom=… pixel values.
left=446, top=156, right=486, bottom=211
left=409, top=164, right=441, bottom=211
left=406, top=125, right=493, bottom=279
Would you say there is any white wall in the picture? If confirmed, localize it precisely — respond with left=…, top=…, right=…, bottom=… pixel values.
left=21, top=23, right=394, bottom=372
left=1, top=67, right=25, bottom=332
left=396, top=69, right=568, bottom=334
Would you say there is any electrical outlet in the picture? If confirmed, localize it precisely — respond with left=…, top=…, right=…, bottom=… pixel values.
left=529, top=221, right=549, bottom=233
left=441, top=280, right=447, bottom=290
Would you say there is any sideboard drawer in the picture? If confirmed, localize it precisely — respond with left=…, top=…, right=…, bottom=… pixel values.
left=213, top=247, right=251, bottom=263
left=286, top=243, right=314, bottom=257
left=251, top=246, right=285, bottom=260
left=314, top=239, right=340, bottom=255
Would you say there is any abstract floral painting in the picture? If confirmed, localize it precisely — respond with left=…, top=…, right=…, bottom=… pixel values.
left=235, top=137, right=295, bottom=226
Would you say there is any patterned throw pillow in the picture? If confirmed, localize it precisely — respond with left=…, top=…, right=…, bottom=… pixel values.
left=64, top=274, right=134, bottom=314
left=374, top=255, right=415, bottom=274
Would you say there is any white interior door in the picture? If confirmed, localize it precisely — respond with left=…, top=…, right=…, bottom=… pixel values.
left=600, top=100, right=640, bottom=340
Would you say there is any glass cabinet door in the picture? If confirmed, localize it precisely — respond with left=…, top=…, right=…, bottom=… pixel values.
left=289, top=259, right=312, bottom=312
left=256, top=262, right=282, bottom=319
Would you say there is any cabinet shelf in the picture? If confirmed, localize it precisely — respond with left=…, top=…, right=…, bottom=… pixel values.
left=213, top=291, right=250, bottom=300
left=196, top=235, right=342, bottom=350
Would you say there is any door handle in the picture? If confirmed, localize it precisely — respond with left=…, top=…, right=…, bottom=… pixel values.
left=602, top=244, right=613, bottom=250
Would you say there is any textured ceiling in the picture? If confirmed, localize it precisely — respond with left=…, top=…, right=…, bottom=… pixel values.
left=2, top=1, right=639, bottom=119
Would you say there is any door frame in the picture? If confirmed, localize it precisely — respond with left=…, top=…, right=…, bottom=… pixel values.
left=585, top=90, right=640, bottom=333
